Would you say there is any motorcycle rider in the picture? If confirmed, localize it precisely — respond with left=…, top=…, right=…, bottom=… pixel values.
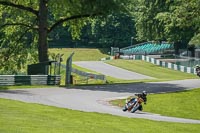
left=134, top=91, right=147, bottom=111
left=195, top=65, right=200, bottom=77
left=122, top=91, right=147, bottom=112
left=195, top=64, right=200, bottom=69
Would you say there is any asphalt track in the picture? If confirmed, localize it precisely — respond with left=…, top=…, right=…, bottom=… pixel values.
left=1, top=61, right=200, bottom=123
left=73, top=61, right=155, bottom=80
left=1, top=80, right=200, bottom=124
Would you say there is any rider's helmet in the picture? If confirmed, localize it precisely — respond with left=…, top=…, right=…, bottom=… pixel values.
left=142, top=91, right=147, bottom=96
left=196, top=65, right=199, bottom=68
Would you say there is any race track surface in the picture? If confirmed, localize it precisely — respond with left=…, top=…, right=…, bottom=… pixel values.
left=1, top=61, right=200, bottom=123
left=1, top=79, right=200, bottom=123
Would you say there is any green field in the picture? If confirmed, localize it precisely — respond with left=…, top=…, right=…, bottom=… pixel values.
left=0, top=98, right=200, bottom=133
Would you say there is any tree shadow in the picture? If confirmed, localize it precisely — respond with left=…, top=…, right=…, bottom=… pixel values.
left=98, top=48, right=110, bottom=54
left=71, top=82, right=193, bottom=94
left=0, top=87, right=34, bottom=95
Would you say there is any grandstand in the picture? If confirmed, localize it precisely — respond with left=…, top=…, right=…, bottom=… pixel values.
left=120, top=42, right=174, bottom=55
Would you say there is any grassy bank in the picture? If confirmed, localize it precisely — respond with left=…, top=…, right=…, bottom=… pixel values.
left=0, top=85, right=57, bottom=90
left=110, top=88, right=200, bottom=120
left=49, top=48, right=109, bottom=61
left=106, top=60, right=197, bottom=81
left=0, top=98, right=200, bottom=133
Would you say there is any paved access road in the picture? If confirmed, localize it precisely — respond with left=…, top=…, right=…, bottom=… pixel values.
left=1, top=79, right=200, bottom=124
left=73, top=61, right=155, bottom=80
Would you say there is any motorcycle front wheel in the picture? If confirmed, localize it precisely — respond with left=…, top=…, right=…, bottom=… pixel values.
left=130, top=104, right=140, bottom=113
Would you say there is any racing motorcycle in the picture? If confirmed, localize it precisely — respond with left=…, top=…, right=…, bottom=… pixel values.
left=122, top=97, right=144, bottom=113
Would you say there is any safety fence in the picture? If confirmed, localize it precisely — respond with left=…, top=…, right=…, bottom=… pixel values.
left=141, top=55, right=196, bottom=74
left=60, top=64, right=106, bottom=84
left=72, top=68, right=105, bottom=81
left=71, top=68, right=106, bottom=84
left=0, top=75, right=61, bottom=86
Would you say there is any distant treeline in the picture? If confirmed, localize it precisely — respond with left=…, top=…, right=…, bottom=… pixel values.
left=48, top=13, right=136, bottom=49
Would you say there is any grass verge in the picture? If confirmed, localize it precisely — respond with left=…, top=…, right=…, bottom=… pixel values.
left=49, top=48, right=109, bottom=61
left=110, top=88, right=200, bottom=120
left=0, top=98, right=200, bottom=133
left=0, top=85, right=57, bottom=90
left=105, top=60, right=197, bottom=81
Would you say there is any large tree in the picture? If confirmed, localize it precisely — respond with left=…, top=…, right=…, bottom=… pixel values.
left=0, top=0, right=127, bottom=73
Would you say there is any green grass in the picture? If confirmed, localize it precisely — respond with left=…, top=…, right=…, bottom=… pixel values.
left=49, top=48, right=109, bottom=61
left=0, top=98, right=200, bottom=133
left=106, top=60, right=197, bottom=81
left=110, top=88, right=200, bottom=120
left=0, top=85, right=57, bottom=90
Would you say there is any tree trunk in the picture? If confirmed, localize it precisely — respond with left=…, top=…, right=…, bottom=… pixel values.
left=38, top=0, right=48, bottom=62
left=174, top=41, right=180, bottom=55
left=188, top=45, right=195, bottom=57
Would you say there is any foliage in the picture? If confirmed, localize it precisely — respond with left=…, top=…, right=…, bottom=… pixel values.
left=84, top=13, right=136, bottom=48
left=48, top=13, right=136, bottom=49
left=131, top=0, right=170, bottom=41
left=132, top=0, right=200, bottom=46
left=0, top=0, right=128, bottom=73
left=1, top=98, right=200, bottom=133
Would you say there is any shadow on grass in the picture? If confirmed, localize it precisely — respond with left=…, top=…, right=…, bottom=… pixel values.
left=0, top=85, right=59, bottom=91
left=98, top=48, right=110, bottom=54
left=0, top=86, right=9, bottom=90
left=59, top=80, right=146, bottom=88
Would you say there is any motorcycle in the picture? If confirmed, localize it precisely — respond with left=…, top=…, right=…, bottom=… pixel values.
left=122, top=97, right=144, bottom=113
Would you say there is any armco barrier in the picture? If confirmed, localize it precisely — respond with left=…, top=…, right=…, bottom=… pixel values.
left=0, top=75, right=61, bottom=86
left=71, top=68, right=106, bottom=84
left=141, top=55, right=196, bottom=74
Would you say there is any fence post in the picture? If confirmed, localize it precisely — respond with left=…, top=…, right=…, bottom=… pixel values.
left=65, top=52, right=74, bottom=86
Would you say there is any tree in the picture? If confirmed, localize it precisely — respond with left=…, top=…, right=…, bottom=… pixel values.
left=155, top=0, right=200, bottom=55
left=80, top=13, right=136, bottom=48
left=48, top=13, right=136, bottom=49
left=0, top=0, right=128, bottom=73
left=132, top=0, right=200, bottom=47
left=132, top=0, right=172, bottom=42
